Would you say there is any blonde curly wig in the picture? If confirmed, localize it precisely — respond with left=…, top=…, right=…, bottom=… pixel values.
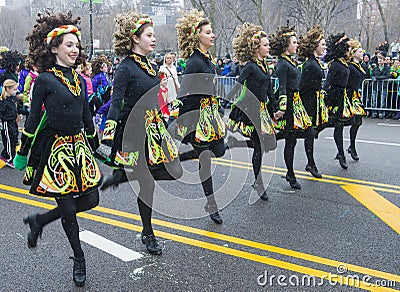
left=298, top=25, right=324, bottom=58
left=348, top=38, right=362, bottom=59
left=176, top=9, right=211, bottom=60
left=232, top=22, right=267, bottom=63
left=113, top=11, right=150, bottom=57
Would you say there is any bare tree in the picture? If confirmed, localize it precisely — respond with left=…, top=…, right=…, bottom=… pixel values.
left=375, top=0, right=388, bottom=42
left=285, top=0, right=357, bottom=33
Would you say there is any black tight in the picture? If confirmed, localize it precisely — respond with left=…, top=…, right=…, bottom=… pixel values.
left=193, top=141, right=225, bottom=205
left=304, top=127, right=316, bottom=166
left=333, top=121, right=345, bottom=155
left=284, top=132, right=297, bottom=177
left=36, top=190, right=99, bottom=257
left=250, top=134, right=264, bottom=186
left=112, top=162, right=156, bottom=236
left=349, top=115, right=362, bottom=149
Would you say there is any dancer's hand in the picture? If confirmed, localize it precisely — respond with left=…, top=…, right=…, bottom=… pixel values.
left=274, top=110, right=285, bottom=120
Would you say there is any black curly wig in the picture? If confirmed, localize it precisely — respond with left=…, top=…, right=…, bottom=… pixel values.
left=0, top=50, right=23, bottom=72
left=25, top=10, right=84, bottom=73
left=323, top=33, right=349, bottom=63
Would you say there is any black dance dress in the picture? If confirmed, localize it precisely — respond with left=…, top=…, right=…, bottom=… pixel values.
left=226, top=59, right=275, bottom=146
left=177, top=49, right=225, bottom=146
left=107, top=53, right=178, bottom=169
left=299, top=55, right=328, bottom=127
left=323, top=58, right=355, bottom=121
left=275, top=54, right=311, bottom=131
left=23, top=65, right=102, bottom=198
left=347, top=61, right=366, bottom=116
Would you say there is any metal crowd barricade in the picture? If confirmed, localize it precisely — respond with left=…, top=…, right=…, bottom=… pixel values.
left=214, top=77, right=400, bottom=116
left=214, top=76, right=237, bottom=99
left=361, top=79, right=400, bottom=114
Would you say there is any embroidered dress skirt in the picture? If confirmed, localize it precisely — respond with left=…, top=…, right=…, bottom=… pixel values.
left=177, top=95, right=226, bottom=147
left=350, top=90, right=366, bottom=116
left=108, top=108, right=178, bottom=171
left=326, top=86, right=355, bottom=122
left=274, top=91, right=312, bottom=132
left=30, top=129, right=102, bottom=198
left=301, top=90, right=329, bottom=127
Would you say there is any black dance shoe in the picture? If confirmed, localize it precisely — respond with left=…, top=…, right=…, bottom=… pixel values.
left=100, top=168, right=127, bottom=190
left=252, top=183, right=269, bottom=201
left=285, top=174, right=301, bottom=189
left=347, top=147, right=359, bottom=161
left=305, top=165, right=322, bottom=179
left=23, top=214, right=43, bottom=248
left=70, top=256, right=86, bottom=287
left=204, top=204, right=223, bottom=224
left=141, top=234, right=162, bottom=255
left=335, top=154, right=348, bottom=169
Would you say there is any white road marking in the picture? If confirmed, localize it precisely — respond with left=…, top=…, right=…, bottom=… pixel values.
left=325, top=137, right=400, bottom=147
left=80, top=230, right=143, bottom=262
left=377, top=123, right=400, bottom=127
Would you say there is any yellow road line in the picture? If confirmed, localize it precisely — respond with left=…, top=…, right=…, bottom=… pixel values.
left=212, top=159, right=400, bottom=194
left=0, top=192, right=396, bottom=291
left=342, top=185, right=400, bottom=235
left=215, top=158, right=400, bottom=191
left=1, top=191, right=399, bottom=285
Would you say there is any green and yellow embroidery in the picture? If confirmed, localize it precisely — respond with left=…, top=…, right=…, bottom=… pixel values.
left=195, top=96, right=225, bottom=143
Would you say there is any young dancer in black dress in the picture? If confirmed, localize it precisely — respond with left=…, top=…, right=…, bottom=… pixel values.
left=347, top=39, right=366, bottom=161
left=323, top=33, right=355, bottom=169
left=225, top=22, right=276, bottom=200
left=176, top=9, right=226, bottom=224
left=100, top=12, right=182, bottom=255
left=298, top=25, right=328, bottom=178
left=16, top=12, right=102, bottom=287
left=270, top=23, right=312, bottom=189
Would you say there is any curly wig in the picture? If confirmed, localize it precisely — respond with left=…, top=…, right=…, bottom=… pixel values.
left=298, top=25, right=325, bottom=58
left=269, top=22, right=296, bottom=56
left=232, top=22, right=267, bottom=63
left=113, top=11, right=150, bottom=57
left=176, top=9, right=211, bottom=60
left=0, top=46, right=9, bottom=55
left=25, top=10, right=83, bottom=73
left=91, top=54, right=111, bottom=77
left=0, top=50, right=23, bottom=72
left=323, top=33, right=349, bottom=63
left=348, top=38, right=362, bottom=60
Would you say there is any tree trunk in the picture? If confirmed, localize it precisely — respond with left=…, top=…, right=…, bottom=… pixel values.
left=375, top=0, right=388, bottom=42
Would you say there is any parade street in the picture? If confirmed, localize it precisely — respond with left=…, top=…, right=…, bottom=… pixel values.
left=0, top=117, right=399, bottom=291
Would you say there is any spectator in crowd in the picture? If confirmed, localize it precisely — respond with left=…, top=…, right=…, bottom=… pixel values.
left=177, top=58, right=186, bottom=75
left=221, top=53, right=236, bottom=106
left=159, top=52, right=180, bottom=106
left=170, top=52, right=177, bottom=66
left=154, top=53, right=163, bottom=72
left=361, top=52, right=372, bottom=112
left=378, top=41, right=389, bottom=57
left=384, top=55, right=392, bottom=66
left=387, top=58, right=400, bottom=118
left=232, top=56, right=242, bottom=77
left=371, top=55, right=390, bottom=118
left=110, top=57, right=120, bottom=79
left=216, top=58, right=223, bottom=75
left=390, top=40, right=400, bottom=59
left=370, top=50, right=382, bottom=67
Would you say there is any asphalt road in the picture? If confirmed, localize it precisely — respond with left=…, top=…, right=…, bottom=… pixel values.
left=0, top=117, right=399, bottom=291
